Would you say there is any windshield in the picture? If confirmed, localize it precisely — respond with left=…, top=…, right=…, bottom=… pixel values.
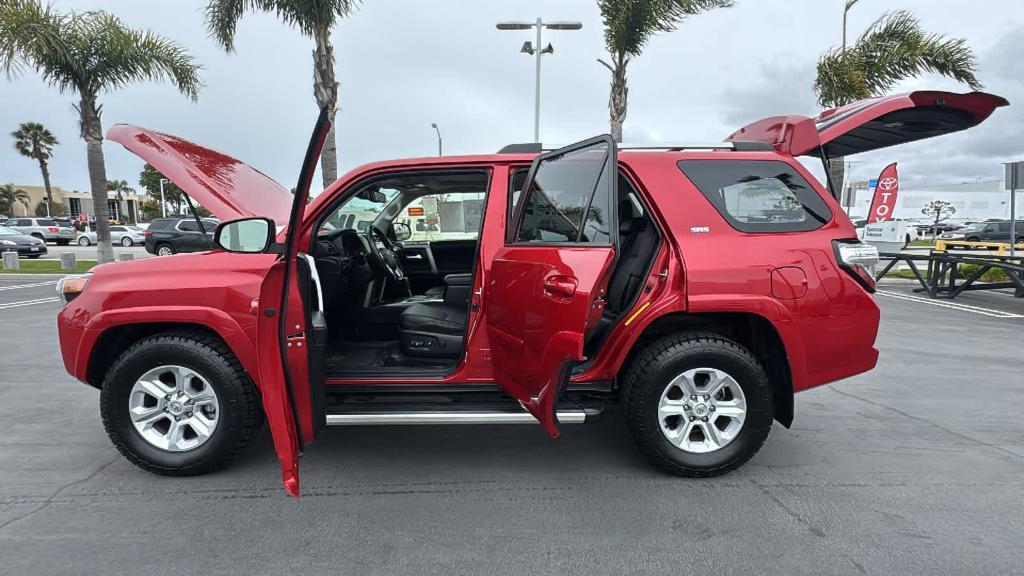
left=320, top=188, right=400, bottom=234
left=0, top=226, right=16, bottom=235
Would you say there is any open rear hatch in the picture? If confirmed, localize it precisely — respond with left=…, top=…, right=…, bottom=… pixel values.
left=726, top=90, right=1008, bottom=157
left=106, top=125, right=294, bottom=223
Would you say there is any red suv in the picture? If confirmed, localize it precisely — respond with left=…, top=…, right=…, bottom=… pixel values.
left=56, top=91, right=1006, bottom=496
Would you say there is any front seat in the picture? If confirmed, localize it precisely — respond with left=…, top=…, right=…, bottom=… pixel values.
left=399, top=301, right=467, bottom=358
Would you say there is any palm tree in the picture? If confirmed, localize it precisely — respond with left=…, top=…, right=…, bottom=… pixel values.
left=598, top=0, right=734, bottom=142
left=0, top=184, right=30, bottom=216
left=106, top=179, right=135, bottom=223
left=11, top=121, right=57, bottom=216
left=205, top=0, right=359, bottom=189
left=0, top=0, right=201, bottom=262
left=814, top=8, right=982, bottom=195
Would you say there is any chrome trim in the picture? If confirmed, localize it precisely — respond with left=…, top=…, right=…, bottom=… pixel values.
left=618, top=143, right=737, bottom=151
left=326, top=410, right=587, bottom=426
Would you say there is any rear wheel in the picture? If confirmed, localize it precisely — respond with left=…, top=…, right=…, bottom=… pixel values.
left=622, top=333, right=773, bottom=477
left=100, top=331, right=262, bottom=476
left=31, top=233, right=44, bottom=242
left=121, top=236, right=134, bottom=247
left=56, top=239, right=69, bottom=246
left=156, top=243, right=175, bottom=256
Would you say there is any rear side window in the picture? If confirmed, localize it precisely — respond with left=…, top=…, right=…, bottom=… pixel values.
left=37, top=219, right=56, bottom=226
left=678, top=160, right=832, bottom=233
left=514, top=140, right=613, bottom=244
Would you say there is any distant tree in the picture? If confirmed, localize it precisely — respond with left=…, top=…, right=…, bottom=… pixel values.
left=139, top=199, right=163, bottom=222
left=106, top=179, right=135, bottom=222
left=138, top=164, right=184, bottom=215
left=0, top=0, right=202, bottom=262
left=598, top=0, right=733, bottom=142
left=11, top=121, right=57, bottom=216
left=814, top=8, right=982, bottom=194
left=205, top=0, right=359, bottom=188
left=0, top=184, right=30, bottom=215
left=34, top=199, right=66, bottom=216
left=921, top=199, right=956, bottom=243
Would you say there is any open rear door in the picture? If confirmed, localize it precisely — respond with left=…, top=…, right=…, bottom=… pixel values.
left=256, top=108, right=331, bottom=497
left=725, top=90, right=1008, bottom=157
left=485, top=136, right=618, bottom=438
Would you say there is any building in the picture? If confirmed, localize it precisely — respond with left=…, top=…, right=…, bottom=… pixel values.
left=844, top=179, right=1023, bottom=222
left=5, top=184, right=142, bottom=223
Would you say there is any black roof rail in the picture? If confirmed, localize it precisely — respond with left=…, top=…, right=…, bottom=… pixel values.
left=496, top=141, right=774, bottom=154
left=497, top=143, right=544, bottom=154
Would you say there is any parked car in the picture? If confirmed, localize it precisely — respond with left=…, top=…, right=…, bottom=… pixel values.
left=945, top=220, right=1024, bottom=244
left=76, top=224, right=146, bottom=247
left=5, top=217, right=76, bottom=245
left=56, top=90, right=1006, bottom=496
left=142, top=217, right=219, bottom=256
left=0, top=225, right=47, bottom=258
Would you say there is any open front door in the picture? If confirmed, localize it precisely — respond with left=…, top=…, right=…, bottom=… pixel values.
left=256, top=108, right=331, bottom=497
left=485, top=136, right=618, bottom=438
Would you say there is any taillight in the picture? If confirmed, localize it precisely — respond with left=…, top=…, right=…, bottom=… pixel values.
left=833, top=239, right=879, bottom=293
left=48, top=227, right=59, bottom=233
left=143, top=231, right=152, bottom=236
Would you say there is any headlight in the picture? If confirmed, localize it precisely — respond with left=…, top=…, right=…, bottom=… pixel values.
left=56, top=273, right=92, bottom=305
left=0, top=239, right=16, bottom=246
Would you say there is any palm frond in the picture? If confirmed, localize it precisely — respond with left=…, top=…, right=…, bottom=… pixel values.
left=204, top=0, right=360, bottom=49
left=815, top=10, right=981, bottom=107
left=599, top=0, right=733, bottom=57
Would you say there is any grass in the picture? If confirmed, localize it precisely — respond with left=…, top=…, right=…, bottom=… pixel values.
left=908, top=239, right=937, bottom=248
left=0, top=258, right=97, bottom=274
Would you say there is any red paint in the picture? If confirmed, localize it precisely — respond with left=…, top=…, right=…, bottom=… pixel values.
left=867, top=163, right=899, bottom=223
left=56, top=90, right=1007, bottom=494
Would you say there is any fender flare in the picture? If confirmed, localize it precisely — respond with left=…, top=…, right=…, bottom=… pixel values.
left=78, top=306, right=260, bottom=388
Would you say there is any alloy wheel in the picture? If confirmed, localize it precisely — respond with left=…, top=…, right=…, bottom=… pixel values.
left=128, top=365, right=220, bottom=452
left=657, top=367, right=747, bottom=454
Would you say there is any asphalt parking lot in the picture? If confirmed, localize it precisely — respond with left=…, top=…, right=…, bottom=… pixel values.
left=1, top=276, right=1022, bottom=575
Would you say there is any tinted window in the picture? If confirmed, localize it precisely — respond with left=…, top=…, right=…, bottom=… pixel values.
left=110, top=226, right=125, bottom=232
left=37, top=219, right=55, bottom=226
left=148, top=219, right=174, bottom=230
left=178, top=220, right=200, bottom=232
left=515, top=140, right=613, bottom=244
left=678, top=160, right=832, bottom=233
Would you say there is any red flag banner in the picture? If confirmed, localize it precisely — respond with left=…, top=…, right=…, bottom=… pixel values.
left=867, top=163, right=899, bottom=223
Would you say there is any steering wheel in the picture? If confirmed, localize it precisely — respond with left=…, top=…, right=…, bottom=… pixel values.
left=364, top=226, right=404, bottom=282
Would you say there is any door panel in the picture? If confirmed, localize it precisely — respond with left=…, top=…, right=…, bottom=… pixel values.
left=485, top=135, right=618, bottom=438
left=256, top=107, right=332, bottom=496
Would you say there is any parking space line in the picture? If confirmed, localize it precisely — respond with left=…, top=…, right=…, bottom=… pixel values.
left=876, top=290, right=1024, bottom=318
left=0, top=297, right=60, bottom=310
left=0, top=281, right=58, bottom=291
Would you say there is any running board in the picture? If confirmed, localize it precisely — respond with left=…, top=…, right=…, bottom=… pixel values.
left=326, top=410, right=588, bottom=426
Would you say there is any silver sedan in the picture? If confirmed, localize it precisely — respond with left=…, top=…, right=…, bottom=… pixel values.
left=76, top=225, right=146, bottom=247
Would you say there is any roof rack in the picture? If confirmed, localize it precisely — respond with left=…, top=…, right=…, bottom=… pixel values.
left=496, top=141, right=772, bottom=154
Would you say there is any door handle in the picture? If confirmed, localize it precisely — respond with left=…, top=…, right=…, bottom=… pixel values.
left=543, top=275, right=578, bottom=298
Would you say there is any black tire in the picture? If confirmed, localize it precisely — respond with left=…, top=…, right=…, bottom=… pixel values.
left=31, top=233, right=44, bottom=241
left=26, top=255, right=41, bottom=259
left=155, top=243, right=175, bottom=256
left=100, top=330, right=262, bottom=476
left=622, top=333, right=773, bottom=477
left=78, top=236, right=91, bottom=246
left=56, top=239, right=69, bottom=246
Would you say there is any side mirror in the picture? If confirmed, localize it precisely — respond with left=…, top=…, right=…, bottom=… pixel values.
left=392, top=222, right=412, bottom=242
left=214, top=217, right=275, bottom=253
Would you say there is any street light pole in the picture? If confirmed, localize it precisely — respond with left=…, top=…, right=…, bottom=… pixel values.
left=431, top=123, right=443, bottom=156
left=159, top=178, right=168, bottom=217
left=497, top=19, right=582, bottom=143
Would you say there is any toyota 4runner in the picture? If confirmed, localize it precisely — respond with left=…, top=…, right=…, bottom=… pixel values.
left=56, top=90, right=1007, bottom=496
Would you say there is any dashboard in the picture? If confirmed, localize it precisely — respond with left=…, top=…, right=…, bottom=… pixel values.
left=312, top=229, right=374, bottom=310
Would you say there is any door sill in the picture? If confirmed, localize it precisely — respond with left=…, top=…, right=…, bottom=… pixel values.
left=326, top=410, right=587, bottom=426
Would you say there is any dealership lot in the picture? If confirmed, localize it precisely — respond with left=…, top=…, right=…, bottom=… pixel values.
left=0, top=276, right=1022, bottom=575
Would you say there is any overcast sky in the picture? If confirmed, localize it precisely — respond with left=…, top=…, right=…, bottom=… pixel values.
left=2, top=0, right=1022, bottom=196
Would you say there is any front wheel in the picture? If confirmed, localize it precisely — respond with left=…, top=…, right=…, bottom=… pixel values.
left=78, top=236, right=91, bottom=246
left=622, top=333, right=773, bottom=477
left=100, top=331, right=263, bottom=476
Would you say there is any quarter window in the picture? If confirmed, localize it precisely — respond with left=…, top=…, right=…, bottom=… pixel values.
left=678, top=160, right=832, bottom=233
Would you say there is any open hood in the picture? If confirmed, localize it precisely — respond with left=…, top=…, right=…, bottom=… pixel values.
left=726, top=90, right=1008, bottom=157
left=107, top=125, right=294, bottom=224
